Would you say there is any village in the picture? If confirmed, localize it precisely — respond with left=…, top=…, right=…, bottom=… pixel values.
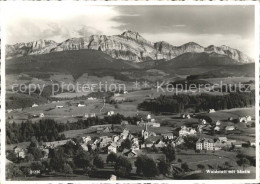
left=7, top=104, right=256, bottom=179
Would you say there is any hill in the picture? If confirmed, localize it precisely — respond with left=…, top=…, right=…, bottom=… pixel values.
left=6, top=49, right=139, bottom=79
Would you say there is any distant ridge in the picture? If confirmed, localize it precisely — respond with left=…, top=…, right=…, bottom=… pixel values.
left=6, top=30, right=253, bottom=64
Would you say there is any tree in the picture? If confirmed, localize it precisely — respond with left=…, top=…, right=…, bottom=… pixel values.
left=135, top=155, right=159, bottom=177
left=181, top=163, right=189, bottom=172
left=6, top=151, right=17, bottom=163
left=25, top=153, right=34, bottom=162
left=121, top=138, right=132, bottom=150
left=49, top=147, right=67, bottom=172
left=107, top=152, right=117, bottom=163
left=28, top=147, right=43, bottom=161
left=183, top=136, right=198, bottom=150
left=158, top=160, right=171, bottom=176
left=177, top=158, right=182, bottom=163
left=93, top=156, right=104, bottom=168
left=114, top=156, right=132, bottom=177
left=6, top=163, right=23, bottom=179
left=30, top=161, right=43, bottom=171
left=20, top=166, right=31, bottom=176
left=162, top=144, right=176, bottom=162
left=197, top=164, right=205, bottom=170
left=63, top=163, right=73, bottom=177
left=237, top=158, right=250, bottom=170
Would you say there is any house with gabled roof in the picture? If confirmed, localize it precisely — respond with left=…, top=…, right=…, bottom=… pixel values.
left=196, top=138, right=214, bottom=150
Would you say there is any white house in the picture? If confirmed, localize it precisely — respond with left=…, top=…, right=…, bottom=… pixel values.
left=198, top=119, right=207, bottom=125
left=147, top=114, right=151, bottom=120
left=196, top=138, right=214, bottom=150
left=82, top=136, right=91, bottom=143
left=114, top=93, right=121, bottom=97
left=215, top=120, right=221, bottom=126
left=13, top=147, right=26, bottom=158
left=214, top=126, right=221, bottom=132
left=108, top=143, right=117, bottom=154
left=121, top=121, right=128, bottom=125
left=225, top=126, right=235, bottom=131
left=218, top=137, right=228, bottom=142
left=78, top=104, right=86, bottom=107
left=181, top=114, right=191, bottom=119
left=246, top=116, right=252, bottom=121
left=81, top=144, right=89, bottom=151
left=88, top=97, right=97, bottom=100
left=107, top=111, right=115, bottom=116
left=90, top=113, right=96, bottom=117
left=56, top=105, right=63, bottom=109
left=208, top=109, right=215, bottom=113
left=162, top=133, right=174, bottom=140
left=239, top=117, right=247, bottom=123
left=179, top=126, right=197, bottom=137
left=32, top=103, right=38, bottom=107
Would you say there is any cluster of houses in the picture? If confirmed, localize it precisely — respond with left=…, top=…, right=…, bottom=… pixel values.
left=196, top=137, right=236, bottom=151
left=9, top=110, right=255, bottom=166
left=137, top=114, right=160, bottom=127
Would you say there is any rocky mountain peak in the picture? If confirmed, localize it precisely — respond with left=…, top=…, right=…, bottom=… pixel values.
left=6, top=31, right=254, bottom=64
left=121, top=30, right=142, bottom=39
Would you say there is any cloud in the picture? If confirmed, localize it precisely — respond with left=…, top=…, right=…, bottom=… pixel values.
left=175, top=25, right=186, bottom=27
left=5, top=5, right=122, bottom=44
left=4, top=4, right=255, bottom=57
left=77, top=25, right=102, bottom=37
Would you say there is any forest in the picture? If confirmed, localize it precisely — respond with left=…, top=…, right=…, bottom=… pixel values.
left=138, top=91, right=255, bottom=113
left=6, top=114, right=141, bottom=144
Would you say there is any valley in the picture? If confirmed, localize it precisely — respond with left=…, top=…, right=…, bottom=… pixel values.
left=5, top=30, right=256, bottom=181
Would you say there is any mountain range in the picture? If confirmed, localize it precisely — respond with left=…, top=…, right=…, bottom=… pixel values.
left=6, top=30, right=253, bottom=64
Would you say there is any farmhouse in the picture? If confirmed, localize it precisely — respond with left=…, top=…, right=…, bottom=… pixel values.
left=13, top=146, right=26, bottom=159
left=198, top=119, right=207, bottom=125
left=214, top=126, right=221, bottom=132
left=90, top=113, right=96, bottom=117
left=246, top=116, right=252, bottom=121
left=121, top=120, right=129, bottom=125
left=161, top=133, right=174, bottom=140
left=81, top=143, right=89, bottom=151
left=174, top=136, right=185, bottom=145
left=122, top=149, right=139, bottom=158
left=215, top=120, right=221, bottom=126
left=107, top=111, right=115, bottom=116
left=56, top=105, right=63, bottom=109
left=87, top=97, right=97, bottom=100
left=228, top=117, right=234, bottom=121
left=78, top=104, right=86, bottom=107
left=208, top=109, right=215, bottom=113
left=114, top=93, right=121, bottom=97
left=141, top=140, right=154, bottom=148
left=108, top=143, right=117, bottom=154
left=239, top=117, right=247, bottom=123
left=181, top=114, right=191, bottom=119
left=225, top=126, right=235, bottom=131
left=32, top=103, right=38, bottom=107
left=154, top=140, right=166, bottom=148
left=179, top=126, right=197, bottom=137
left=81, top=136, right=91, bottom=143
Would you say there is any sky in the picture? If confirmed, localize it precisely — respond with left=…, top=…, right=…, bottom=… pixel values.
left=4, top=4, right=255, bottom=57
